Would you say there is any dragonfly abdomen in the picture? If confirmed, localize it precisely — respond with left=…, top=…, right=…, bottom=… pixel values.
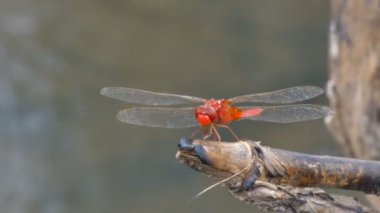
left=240, top=108, right=264, bottom=119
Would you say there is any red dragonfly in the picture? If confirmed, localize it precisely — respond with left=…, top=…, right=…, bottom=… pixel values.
left=100, top=86, right=330, bottom=141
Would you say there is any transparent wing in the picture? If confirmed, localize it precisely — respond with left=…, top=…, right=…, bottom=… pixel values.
left=240, top=104, right=332, bottom=123
left=229, top=86, right=324, bottom=104
left=100, top=87, right=206, bottom=106
left=116, top=107, right=198, bottom=128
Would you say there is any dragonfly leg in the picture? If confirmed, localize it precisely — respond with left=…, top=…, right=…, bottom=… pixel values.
left=216, top=124, right=240, bottom=141
left=200, top=125, right=221, bottom=142
left=210, top=124, right=221, bottom=142
left=202, top=126, right=213, bottom=140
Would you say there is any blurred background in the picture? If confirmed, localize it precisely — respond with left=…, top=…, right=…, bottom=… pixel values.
left=0, top=0, right=346, bottom=212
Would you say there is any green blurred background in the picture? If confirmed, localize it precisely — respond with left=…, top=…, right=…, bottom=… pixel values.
left=0, top=0, right=343, bottom=212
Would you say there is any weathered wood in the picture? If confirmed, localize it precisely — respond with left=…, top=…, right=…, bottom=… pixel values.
left=328, top=0, right=380, bottom=209
left=328, top=1, right=380, bottom=158
left=176, top=138, right=377, bottom=212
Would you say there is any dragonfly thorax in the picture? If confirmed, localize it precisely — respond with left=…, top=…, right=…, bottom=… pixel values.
left=194, top=99, right=234, bottom=126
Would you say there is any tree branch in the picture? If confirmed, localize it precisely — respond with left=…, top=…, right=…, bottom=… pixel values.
left=176, top=137, right=377, bottom=212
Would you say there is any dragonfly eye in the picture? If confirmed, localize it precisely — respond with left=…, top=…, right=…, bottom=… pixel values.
left=196, top=114, right=212, bottom=126
left=195, top=106, right=218, bottom=126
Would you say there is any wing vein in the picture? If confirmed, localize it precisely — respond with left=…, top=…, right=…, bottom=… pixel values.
left=229, top=86, right=324, bottom=104
left=116, top=107, right=198, bottom=128
left=240, top=104, right=332, bottom=123
left=100, top=87, right=205, bottom=105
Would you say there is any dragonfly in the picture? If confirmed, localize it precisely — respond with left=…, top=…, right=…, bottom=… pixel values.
left=100, top=86, right=331, bottom=141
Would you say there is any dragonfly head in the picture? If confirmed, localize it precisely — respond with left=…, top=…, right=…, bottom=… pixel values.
left=194, top=105, right=218, bottom=126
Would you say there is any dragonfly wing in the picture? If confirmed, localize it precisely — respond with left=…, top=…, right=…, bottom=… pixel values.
left=229, top=86, right=324, bottom=104
left=241, top=104, right=332, bottom=123
left=100, top=87, right=206, bottom=105
left=116, top=107, right=198, bottom=128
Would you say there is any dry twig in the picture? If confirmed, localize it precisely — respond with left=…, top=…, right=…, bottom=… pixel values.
left=176, top=137, right=378, bottom=212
